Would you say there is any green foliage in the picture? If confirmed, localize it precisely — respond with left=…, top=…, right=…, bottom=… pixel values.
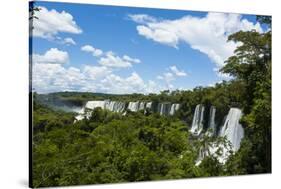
left=31, top=15, right=271, bottom=187
left=221, top=16, right=271, bottom=173
left=32, top=103, right=201, bottom=187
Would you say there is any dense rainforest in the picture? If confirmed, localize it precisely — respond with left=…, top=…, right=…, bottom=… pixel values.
left=31, top=16, right=271, bottom=187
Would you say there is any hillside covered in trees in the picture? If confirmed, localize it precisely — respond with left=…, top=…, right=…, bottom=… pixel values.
left=31, top=16, right=271, bottom=187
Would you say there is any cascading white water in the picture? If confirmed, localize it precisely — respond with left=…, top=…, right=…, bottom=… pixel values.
left=73, top=107, right=86, bottom=122
left=127, top=102, right=139, bottom=112
left=85, top=100, right=106, bottom=110
left=84, top=101, right=179, bottom=116
left=158, top=103, right=171, bottom=116
left=105, top=101, right=114, bottom=111
left=74, top=100, right=181, bottom=121
left=104, top=101, right=125, bottom=113
left=169, top=104, right=180, bottom=116
left=146, top=102, right=152, bottom=109
left=196, top=107, right=245, bottom=165
left=158, top=103, right=164, bottom=115
left=116, top=101, right=126, bottom=112
left=138, top=102, right=145, bottom=111
left=219, top=108, right=244, bottom=151
left=206, top=106, right=216, bottom=136
left=190, top=104, right=205, bottom=136
left=144, top=102, right=152, bottom=114
left=75, top=100, right=105, bottom=121
left=74, top=114, right=85, bottom=122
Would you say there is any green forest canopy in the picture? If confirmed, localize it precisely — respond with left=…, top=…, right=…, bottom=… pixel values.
left=31, top=16, right=271, bottom=187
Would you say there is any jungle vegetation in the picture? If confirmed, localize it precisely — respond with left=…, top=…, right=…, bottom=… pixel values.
left=31, top=16, right=271, bottom=187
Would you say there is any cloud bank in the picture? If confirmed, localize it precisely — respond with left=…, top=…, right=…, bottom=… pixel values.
left=129, top=13, right=263, bottom=77
left=32, top=48, right=159, bottom=94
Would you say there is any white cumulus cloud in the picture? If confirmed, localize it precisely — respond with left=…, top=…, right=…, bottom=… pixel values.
left=157, top=72, right=175, bottom=89
left=32, top=63, right=86, bottom=93
left=169, top=66, right=187, bottom=76
left=130, top=13, right=264, bottom=77
left=33, top=48, right=69, bottom=64
left=83, top=65, right=111, bottom=80
left=157, top=66, right=187, bottom=89
left=81, top=45, right=141, bottom=68
left=98, top=51, right=140, bottom=68
left=63, top=37, right=76, bottom=45
left=128, top=14, right=157, bottom=24
left=32, top=6, right=82, bottom=39
left=81, top=45, right=103, bottom=57
left=100, top=72, right=159, bottom=94
left=123, top=55, right=141, bottom=64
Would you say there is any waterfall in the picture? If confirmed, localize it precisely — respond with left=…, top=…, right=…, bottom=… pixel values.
left=206, top=106, right=216, bottom=136
left=83, top=101, right=180, bottom=115
left=105, top=101, right=126, bottom=113
left=73, top=107, right=86, bottom=122
left=219, top=108, right=244, bottom=151
left=105, top=101, right=114, bottom=111
left=116, top=101, right=126, bottom=112
left=144, top=102, right=152, bottom=114
left=158, top=103, right=171, bottom=116
left=74, top=100, right=181, bottom=122
left=161, top=103, right=166, bottom=115
left=85, top=100, right=106, bottom=110
left=139, top=102, right=145, bottom=111
left=146, top=102, right=152, bottom=109
left=158, top=103, right=163, bottom=115
left=196, top=107, right=244, bottom=165
left=169, top=104, right=180, bottom=115
left=74, top=114, right=85, bottom=122
left=127, top=101, right=139, bottom=112
left=190, top=104, right=205, bottom=136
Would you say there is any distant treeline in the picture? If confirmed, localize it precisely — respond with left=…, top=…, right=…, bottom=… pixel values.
left=31, top=16, right=271, bottom=187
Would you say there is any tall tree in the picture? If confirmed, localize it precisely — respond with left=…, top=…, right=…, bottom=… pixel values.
left=221, top=16, right=271, bottom=173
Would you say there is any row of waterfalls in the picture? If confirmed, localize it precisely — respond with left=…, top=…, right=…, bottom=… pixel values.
left=190, top=104, right=245, bottom=164
left=73, top=100, right=244, bottom=164
left=74, top=100, right=180, bottom=121
left=190, top=105, right=218, bottom=137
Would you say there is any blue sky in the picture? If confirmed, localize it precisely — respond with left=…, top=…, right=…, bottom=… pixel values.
left=31, top=1, right=264, bottom=94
